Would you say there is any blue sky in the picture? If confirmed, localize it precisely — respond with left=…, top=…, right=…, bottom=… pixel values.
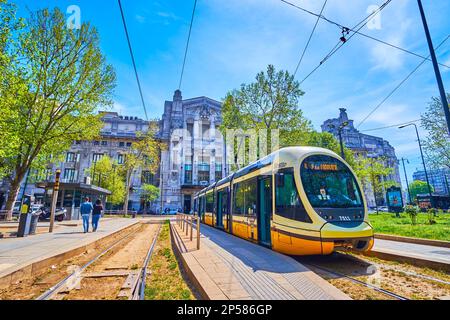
left=13, top=0, right=450, bottom=184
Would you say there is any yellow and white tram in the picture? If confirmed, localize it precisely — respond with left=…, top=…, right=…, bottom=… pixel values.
left=193, top=147, right=374, bottom=256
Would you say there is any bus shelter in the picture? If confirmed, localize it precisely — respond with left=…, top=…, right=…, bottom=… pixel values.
left=36, top=182, right=112, bottom=220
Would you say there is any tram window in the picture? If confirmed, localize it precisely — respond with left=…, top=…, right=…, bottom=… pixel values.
left=300, top=155, right=363, bottom=208
left=233, top=179, right=257, bottom=216
left=206, top=193, right=214, bottom=212
left=275, top=170, right=312, bottom=223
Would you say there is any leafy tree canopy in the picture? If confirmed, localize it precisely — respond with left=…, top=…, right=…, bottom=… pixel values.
left=421, top=94, right=450, bottom=170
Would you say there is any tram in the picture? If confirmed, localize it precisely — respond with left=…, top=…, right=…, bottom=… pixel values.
left=193, top=147, right=374, bottom=256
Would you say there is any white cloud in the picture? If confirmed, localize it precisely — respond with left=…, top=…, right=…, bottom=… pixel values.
left=135, top=15, right=146, bottom=24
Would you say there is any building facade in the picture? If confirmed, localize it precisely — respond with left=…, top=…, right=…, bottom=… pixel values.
left=321, top=108, right=402, bottom=207
left=0, top=112, right=157, bottom=212
left=158, top=90, right=225, bottom=213
left=413, top=168, right=450, bottom=196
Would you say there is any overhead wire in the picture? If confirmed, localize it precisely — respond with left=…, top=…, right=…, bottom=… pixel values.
left=118, top=0, right=149, bottom=121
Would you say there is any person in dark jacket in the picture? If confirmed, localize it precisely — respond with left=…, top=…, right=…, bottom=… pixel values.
left=92, top=199, right=103, bottom=232
left=80, top=197, right=93, bottom=233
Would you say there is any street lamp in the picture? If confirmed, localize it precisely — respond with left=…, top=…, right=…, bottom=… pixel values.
left=328, top=120, right=349, bottom=159
left=399, top=123, right=433, bottom=206
left=400, top=158, right=413, bottom=205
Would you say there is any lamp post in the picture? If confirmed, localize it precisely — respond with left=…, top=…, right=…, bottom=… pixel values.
left=401, top=158, right=412, bottom=204
left=399, top=123, right=434, bottom=207
left=328, top=120, right=349, bottom=159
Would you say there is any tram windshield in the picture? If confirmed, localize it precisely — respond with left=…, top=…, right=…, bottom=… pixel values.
left=300, top=155, right=363, bottom=209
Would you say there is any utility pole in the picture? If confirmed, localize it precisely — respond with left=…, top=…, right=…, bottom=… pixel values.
left=400, top=123, right=434, bottom=207
left=417, top=0, right=450, bottom=135
left=49, top=169, right=61, bottom=233
left=401, top=158, right=412, bottom=204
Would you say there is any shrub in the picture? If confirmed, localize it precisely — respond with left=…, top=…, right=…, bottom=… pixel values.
left=405, top=205, right=419, bottom=225
left=427, top=208, right=437, bottom=225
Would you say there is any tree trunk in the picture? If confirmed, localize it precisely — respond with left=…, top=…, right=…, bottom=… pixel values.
left=4, top=176, right=23, bottom=221
left=123, top=170, right=132, bottom=216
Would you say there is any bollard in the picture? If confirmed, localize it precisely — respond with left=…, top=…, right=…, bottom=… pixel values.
left=196, top=216, right=201, bottom=250
left=190, top=216, right=193, bottom=241
left=185, top=215, right=189, bottom=236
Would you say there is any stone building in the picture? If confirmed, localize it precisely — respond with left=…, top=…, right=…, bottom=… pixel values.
left=321, top=108, right=402, bottom=207
left=158, top=90, right=224, bottom=213
left=0, top=112, right=158, bottom=212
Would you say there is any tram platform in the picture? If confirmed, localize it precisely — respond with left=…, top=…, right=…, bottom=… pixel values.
left=369, top=238, right=450, bottom=272
left=0, top=218, right=140, bottom=289
left=171, top=222, right=350, bottom=300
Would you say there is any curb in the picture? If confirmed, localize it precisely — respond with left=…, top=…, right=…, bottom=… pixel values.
left=362, top=249, right=450, bottom=273
left=169, top=222, right=210, bottom=300
left=375, top=234, right=450, bottom=248
left=0, top=220, right=141, bottom=290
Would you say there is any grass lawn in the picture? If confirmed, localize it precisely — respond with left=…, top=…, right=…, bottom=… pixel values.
left=368, top=213, right=450, bottom=242
left=145, top=221, right=195, bottom=300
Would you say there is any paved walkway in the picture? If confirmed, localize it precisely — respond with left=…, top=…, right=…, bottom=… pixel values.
left=172, top=222, right=350, bottom=300
left=0, top=218, right=139, bottom=286
left=373, top=239, right=450, bottom=265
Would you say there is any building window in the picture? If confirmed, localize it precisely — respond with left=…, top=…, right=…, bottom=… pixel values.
left=101, top=141, right=108, bottom=146
left=215, top=163, right=222, bottom=181
left=119, top=142, right=125, bottom=147
left=185, top=164, right=193, bottom=184
left=127, top=142, right=132, bottom=147
left=66, top=152, right=76, bottom=163
left=118, top=154, right=125, bottom=165
left=93, top=141, right=100, bottom=146
left=198, top=163, right=210, bottom=184
left=93, top=153, right=104, bottom=163
left=75, top=140, right=81, bottom=145
left=187, top=123, right=194, bottom=139
left=63, top=169, right=76, bottom=182
left=142, top=171, right=155, bottom=185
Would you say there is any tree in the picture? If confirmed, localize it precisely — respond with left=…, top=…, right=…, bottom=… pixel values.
left=141, top=184, right=160, bottom=213
left=0, top=0, right=23, bottom=179
left=409, top=180, right=434, bottom=203
left=86, top=156, right=126, bottom=206
left=353, top=157, right=397, bottom=212
left=123, top=123, right=161, bottom=214
left=421, top=94, right=450, bottom=170
left=0, top=7, right=116, bottom=220
left=220, top=65, right=312, bottom=167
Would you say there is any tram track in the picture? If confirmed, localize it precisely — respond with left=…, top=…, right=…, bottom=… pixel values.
left=36, top=223, right=161, bottom=301
left=302, top=261, right=409, bottom=300
left=296, top=252, right=450, bottom=300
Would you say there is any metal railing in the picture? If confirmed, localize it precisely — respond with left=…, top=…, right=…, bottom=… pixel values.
left=103, top=210, right=138, bottom=217
left=176, top=213, right=201, bottom=250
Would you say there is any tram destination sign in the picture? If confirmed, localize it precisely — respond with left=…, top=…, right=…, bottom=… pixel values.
left=303, top=162, right=338, bottom=172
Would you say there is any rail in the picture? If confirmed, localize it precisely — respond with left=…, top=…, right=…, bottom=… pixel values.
left=133, top=224, right=161, bottom=300
left=176, top=213, right=201, bottom=250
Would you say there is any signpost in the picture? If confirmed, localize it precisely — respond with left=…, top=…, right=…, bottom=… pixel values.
left=49, top=170, right=61, bottom=233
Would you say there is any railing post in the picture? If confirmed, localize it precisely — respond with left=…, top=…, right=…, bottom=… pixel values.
left=190, top=216, right=193, bottom=241
left=196, top=216, right=200, bottom=250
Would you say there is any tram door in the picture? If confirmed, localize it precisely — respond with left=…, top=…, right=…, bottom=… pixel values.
left=258, top=176, right=272, bottom=247
left=216, top=190, right=230, bottom=231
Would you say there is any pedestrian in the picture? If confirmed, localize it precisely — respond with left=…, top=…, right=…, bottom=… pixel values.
left=92, top=199, right=103, bottom=232
left=80, top=197, right=93, bottom=233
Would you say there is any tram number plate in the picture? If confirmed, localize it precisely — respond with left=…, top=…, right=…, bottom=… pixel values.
left=338, top=216, right=351, bottom=221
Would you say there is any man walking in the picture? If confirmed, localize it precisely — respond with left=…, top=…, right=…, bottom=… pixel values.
left=80, top=197, right=93, bottom=233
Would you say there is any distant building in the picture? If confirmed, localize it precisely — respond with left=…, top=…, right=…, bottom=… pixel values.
left=413, top=168, right=450, bottom=196
left=321, top=108, right=401, bottom=207
left=158, top=90, right=224, bottom=213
